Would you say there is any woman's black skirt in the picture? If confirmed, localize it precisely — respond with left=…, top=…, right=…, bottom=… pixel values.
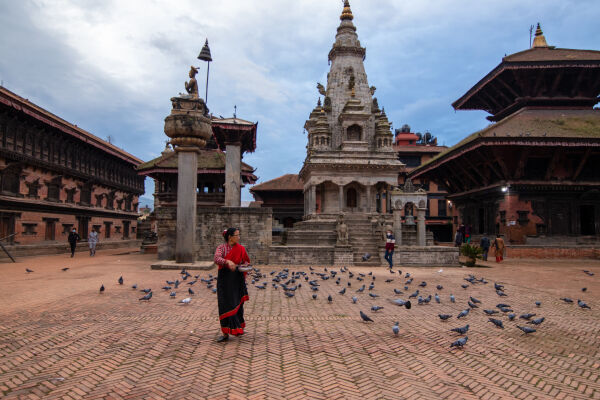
left=217, top=267, right=249, bottom=335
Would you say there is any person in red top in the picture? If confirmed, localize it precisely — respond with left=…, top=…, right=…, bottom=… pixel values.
left=214, top=227, right=250, bottom=343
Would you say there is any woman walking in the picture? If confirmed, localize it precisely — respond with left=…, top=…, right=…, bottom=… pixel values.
left=384, top=229, right=395, bottom=268
left=492, top=234, right=505, bottom=262
left=214, top=227, right=250, bottom=343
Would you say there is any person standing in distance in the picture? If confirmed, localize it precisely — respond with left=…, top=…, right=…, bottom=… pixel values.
left=68, top=228, right=80, bottom=258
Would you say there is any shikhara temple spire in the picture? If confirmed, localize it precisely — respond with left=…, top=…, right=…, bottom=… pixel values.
left=532, top=23, right=549, bottom=48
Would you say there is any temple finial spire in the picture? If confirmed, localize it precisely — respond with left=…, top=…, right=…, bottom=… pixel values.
left=340, top=0, right=354, bottom=21
left=532, top=23, right=549, bottom=48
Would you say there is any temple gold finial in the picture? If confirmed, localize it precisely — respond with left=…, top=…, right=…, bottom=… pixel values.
left=532, top=23, right=549, bottom=48
left=340, top=0, right=353, bottom=21
left=351, top=87, right=356, bottom=97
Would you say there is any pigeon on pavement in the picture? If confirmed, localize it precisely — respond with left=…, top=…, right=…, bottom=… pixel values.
left=450, top=337, right=468, bottom=348
left=517, top=325, right=536, bottom=334
left=360, top=311, right=373, bottom=322
left=450, top=324, right=469, bottom=335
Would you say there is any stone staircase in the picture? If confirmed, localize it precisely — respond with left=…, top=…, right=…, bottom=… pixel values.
left=399, top=224, right=434, bottom=246
left=345, top=215, right=383, bottom=266
left=283, top=220, right=337, bottom=246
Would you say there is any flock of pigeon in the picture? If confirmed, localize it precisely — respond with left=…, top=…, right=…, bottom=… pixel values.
left=26, top=265, right=595, bottom=349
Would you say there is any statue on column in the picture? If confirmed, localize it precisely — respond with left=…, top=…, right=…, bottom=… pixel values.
left=336, top=214, right=349, bottom=245
left=184, top=66, right=199, bottom=98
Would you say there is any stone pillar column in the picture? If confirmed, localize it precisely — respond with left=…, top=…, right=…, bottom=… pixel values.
left=176, top=150, right=198, bottom=262
left=393, top=208, right=402, bottom=246
left=338, top=185, right=344, bottom=212
left=224, top=143, right=241, bottom=207
left=309, top=184, right=316, bottom=215
left=365, top=185, right=371, bottom=213
left=417, top=207, right=426, bottom=246
left=164, top=94, right=211, bottom=264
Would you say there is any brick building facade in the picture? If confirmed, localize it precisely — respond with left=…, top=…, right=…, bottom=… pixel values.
left=0, top=87, right=144, bottom=250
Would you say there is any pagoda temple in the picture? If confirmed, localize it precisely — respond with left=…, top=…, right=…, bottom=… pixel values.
left=299, top=0, right=402, bottom=218
left=410, top=25, right=600, bottom=245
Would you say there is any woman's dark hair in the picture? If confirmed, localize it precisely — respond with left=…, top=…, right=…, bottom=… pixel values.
left=223, top=227, right=239, bottom=242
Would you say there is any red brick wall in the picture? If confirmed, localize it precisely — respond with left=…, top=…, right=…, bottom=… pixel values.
left=505, top=246, right=600, bottom=259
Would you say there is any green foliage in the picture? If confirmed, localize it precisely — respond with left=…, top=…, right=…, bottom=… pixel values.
left=460, top=244, right=483, bottom=267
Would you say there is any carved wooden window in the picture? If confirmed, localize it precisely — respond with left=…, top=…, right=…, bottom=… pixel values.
left=65, top=188, right=77, bottom=204
left=346, top=124, right=362, bottom=141
left=22, top=223, right=37, bottom=235
left=92, top=224, right=101, bottom=233
left=115, top=225, right=121, bottom=234
left=46, top=176, right=62, bottom=202
left=124, top=195, right=132, bottom=212
left=62, top=224, right=74, bottom=234
left=122, top=221, right=130, bottom=239
left=1, top=165, right=21, bottom=195
left=79, top=183, right=92, bottom=206
left=517, top=211, right=529, bottom=225
left=116, top=198, right=124, bottom=210
left=346, top=188, right=357, bottom=208
left=26, top=179, right=41, bottom=198
left=438, top=200, right=447, bottom=217
left=0, top=212, right=16, bottom=244
left=95, top=194, right=104, bottom=207
left=105, top=192, right=115, bottom=210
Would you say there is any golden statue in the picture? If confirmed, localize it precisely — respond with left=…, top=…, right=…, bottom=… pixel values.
left=185, top=66, right=199, bottom=98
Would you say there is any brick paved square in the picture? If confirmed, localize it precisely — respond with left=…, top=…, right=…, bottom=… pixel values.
left=0, top=250, right=598, bottom=399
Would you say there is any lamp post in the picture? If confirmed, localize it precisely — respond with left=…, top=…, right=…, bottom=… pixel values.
left=198, top=39, right=212, bottom=104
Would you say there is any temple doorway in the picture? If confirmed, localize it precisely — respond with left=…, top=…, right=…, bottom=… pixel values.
left=346, top=188, right=357, bottom=208
left=580, top=205, right=595, bottom=235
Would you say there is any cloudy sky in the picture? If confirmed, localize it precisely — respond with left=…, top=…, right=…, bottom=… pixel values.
left=1, top=0, right=599, bottom=205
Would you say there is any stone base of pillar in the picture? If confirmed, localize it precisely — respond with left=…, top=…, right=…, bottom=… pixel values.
left=333, top=245, right=353, bottom=266
left=392, top=246, right=459, bottom=266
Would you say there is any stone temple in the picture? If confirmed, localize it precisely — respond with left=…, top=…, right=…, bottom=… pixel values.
left=269, top=1, right=458, bottom=266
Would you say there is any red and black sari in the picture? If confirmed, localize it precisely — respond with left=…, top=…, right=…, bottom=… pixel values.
left=214, top=243, right=250, bottom=336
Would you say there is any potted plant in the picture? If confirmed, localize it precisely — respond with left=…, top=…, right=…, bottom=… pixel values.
left=460, top=243, right=483, bottom=267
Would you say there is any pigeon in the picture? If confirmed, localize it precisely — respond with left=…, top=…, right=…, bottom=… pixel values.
left=494, top=282, right=504, bottom=291
left=61, top=267, right=69, bottom=272
left=118, top=276, right=123, bottom=285
left=577, top=300, right=591, bottom=309
left=438, top=314, right=452, bottom=321
left=371, top=306, right=384, bottom=312
left=418, top=282, right=427, bottom=288
left=284, top=292, right=295, bottom=298
left=369, top=293, right=380, bottom=298
left=339, top=288, right=346, bottom=295
left=582, top=270, right=594, bottom=276
left=347, top=282, right=351, bottom=287
left=436, top=285, right=443, bottom=290
left=26, top=268, right=34, bottom=273
left=508, top=313, right=516, bottom=321
left=461, top=284, right=469, bottom=289
left=520, top=313, right=536, bottom=320
left=560, top=297, right=573, bottom=303
left=393, top=289, right=403, bottom=295
left=488, top=318, right=504, bottom=329
left=535, top=301, right=541, bottom=307
left=360, top=311, right=373, bottom=322
left=357, top=285, right=365, bottom=293
left=140, top=288, right=151, bottom=293
left=162, top=286, right=172, bottom=291
left=362, top=253, right=371, bottom=261
left=131, top=284, right=138, bottom=289
left=582, top=288, right=587, bottom=292
left=188, top=288, right=195, bottom=295
left=405, top=273, right=411, bottom=278
left=470, top=296, right=481, bottom=304
left=528, top=317, right=545, bottom=325
left=174, top=280, right=180, bottom=289
left=409, top=290, right=419, bottom=299
left=498, top=307, right=513, bottom=313
left=450, top=324, right=469, bottom=334
left=178, top=297, right=191, bottom=304
left=352, top=296, right=358, bottom=303
left=328, top=295, right=333, bottom=303
left=139, top=292, right=152, bottom=301
left=312, top=293, right=317, bottom=300
left=457, top=309, right=470, bottom=319
left=169, top=291, right=176, bottom=298
left=392, top=323, right=399, bottom=336
left=496, top=303, right=511, bottom=309
left=517, top=325, right=536, bottom=334
left=211, top=288, right=217, bottom=294
left=435, top=294, right=441, bottom=304
left=484, top=309, right=499, bottom=315
left=468, top=301, right=478, bottom=309
left=450, top=337, right=468, bottom=348
left=496, top=290, right=507, bottom=297
left=368, top=283, right=375, bottom=290
left=166, top=280, right=175, bottom=285
left=385, top=279, right=394, bottom=283
left=390, top=299, right=412, bottom=309
left=450, top=294, right=455, bottom=303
